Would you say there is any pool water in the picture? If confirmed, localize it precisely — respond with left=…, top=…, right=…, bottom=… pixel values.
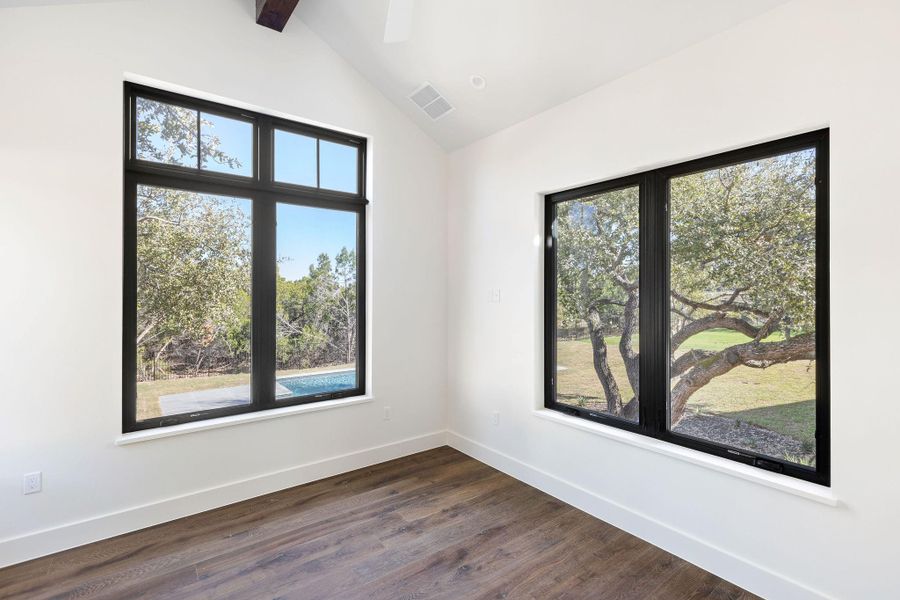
left=277, top=369, right=356, bottom=398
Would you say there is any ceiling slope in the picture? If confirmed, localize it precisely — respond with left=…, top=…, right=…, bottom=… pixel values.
left=298, top=0, right=789, bottom=150
left=1, top=0, right=789, bottom=150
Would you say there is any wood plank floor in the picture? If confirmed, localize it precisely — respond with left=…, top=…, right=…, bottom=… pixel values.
left=0, top=447, right=757, bottom=599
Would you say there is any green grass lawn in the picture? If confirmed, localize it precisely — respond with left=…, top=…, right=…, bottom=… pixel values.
left=137, top=363, right=354, bottom=421
left=556, top=329, right=816, bottom=446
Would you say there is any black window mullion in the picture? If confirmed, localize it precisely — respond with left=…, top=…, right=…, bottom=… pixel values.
left=251, top=198, right=277, bottom=410
left=544, top=200, right=558, bottom=409
left=814, top=131, right=831, bottom=484
left=253, top=116, right=276, bottom=410
left=259, top=115, right=274, bottom=185
left=122, top=175, right=138, bottom=432
left=316, top=138, right=321, bottom=188
left=356, top=205, right=367, bottom=393
left=195, top=111, right=201, bottom=170
left=125, top=90, right=136, bottom=162
left=638, top=173, right=667, bottom=438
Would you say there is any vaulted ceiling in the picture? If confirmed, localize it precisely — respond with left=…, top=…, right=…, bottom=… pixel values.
left=1, top=0, right=790, bottom=150
left=296, top=0, right=789, bottom=150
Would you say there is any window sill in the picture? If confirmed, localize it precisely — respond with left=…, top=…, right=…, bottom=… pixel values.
left=533, top=408, right=838, bottom=507
left=116, top=395, right=374, bottom=446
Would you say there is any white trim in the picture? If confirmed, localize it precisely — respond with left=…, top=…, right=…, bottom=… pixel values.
left=117, top=395, right=374, bottom=445
left=0, top=430, right=446, bottom=568
left=532, top=409, right=837, bottom=506
left=123, top=73, right=372, bottom=141
left=446, top=430, right=834, bottom=600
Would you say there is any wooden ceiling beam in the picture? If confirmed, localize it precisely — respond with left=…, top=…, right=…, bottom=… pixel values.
left=256, top=0, right=301, bottom=32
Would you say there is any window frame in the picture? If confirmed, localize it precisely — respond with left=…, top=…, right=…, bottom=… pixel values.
left=123, top=82, right=368, bottom=433
left=544, top=129, right=830, bottom=486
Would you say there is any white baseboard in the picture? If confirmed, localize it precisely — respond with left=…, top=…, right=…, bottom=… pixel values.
left=0, top=431, right=447, bottom=569
left=446, top=430, right=832, bottom=600
left=2, top=429, right=833, bottom=600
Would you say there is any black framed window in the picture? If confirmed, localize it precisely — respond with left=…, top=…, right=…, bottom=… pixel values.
left=545, top=130, right=829, bottom=485
left=123, top=83, right=367, bottom=432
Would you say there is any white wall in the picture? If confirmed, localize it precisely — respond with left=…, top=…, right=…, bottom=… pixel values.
left=0, top=0, right=447, bottom=565
left=447, top=1, right=900, bottom=598
left=3, top=0, right=899, bottom=596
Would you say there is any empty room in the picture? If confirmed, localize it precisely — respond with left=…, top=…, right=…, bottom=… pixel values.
left=1, top=0, right=898, bottom=598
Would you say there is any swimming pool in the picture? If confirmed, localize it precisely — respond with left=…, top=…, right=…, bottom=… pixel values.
left=277, top=369, right=357, bottom=398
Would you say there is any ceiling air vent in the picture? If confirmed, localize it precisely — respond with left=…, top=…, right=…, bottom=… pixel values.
left=409, top=82, right=454, bottom=121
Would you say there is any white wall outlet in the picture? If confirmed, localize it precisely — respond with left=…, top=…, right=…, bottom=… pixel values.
left=23, top=471, right=42, bottom=495
left=492, top=411, right=500, bottom=426
left=383, top=406, right=391, bottom=421
left=488, top=288, right=502, bottom=304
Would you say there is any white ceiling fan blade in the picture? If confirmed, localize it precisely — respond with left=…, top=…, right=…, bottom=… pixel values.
left=383, top=0, right=414, bottom=44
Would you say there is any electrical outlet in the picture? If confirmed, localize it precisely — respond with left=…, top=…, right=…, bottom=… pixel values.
left=488, top=288, right=502, bottom=304
left=492, top=411, right=500, bottom=426
left=23, top=472, right=41, bottom=495
left=383, top=406, right=391, bottom=421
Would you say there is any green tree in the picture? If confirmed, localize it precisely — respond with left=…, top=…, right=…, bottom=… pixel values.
left=276, top=250, right=358, bottom=369
left=333, top=247, right=358, bottom=364
left=135, top=97, right=358, bottom=380
left=135, top=97, right=240, bottom=170
left=556, top=150, right=817, bottom=424
left=135, top=99, right=251, bottom=379
left=136, top=186, right=251, bottom=376
left=556, top=187, right=640, bottom=418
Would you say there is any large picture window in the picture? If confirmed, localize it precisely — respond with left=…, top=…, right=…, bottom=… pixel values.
left=124, top=83, right=367, bottom=432
left=545, top=130, right=829, bottom=485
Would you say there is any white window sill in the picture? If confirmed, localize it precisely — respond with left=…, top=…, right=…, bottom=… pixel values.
left=116, top=395, right=374, bottom=446
left=533, top=408, right=839, bottom=507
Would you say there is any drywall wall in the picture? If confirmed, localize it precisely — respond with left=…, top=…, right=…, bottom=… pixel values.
left=0, top=0, right=447, bottom=565
left=447, top=0, right=900, bottom=598
left=3, top=0, right=899, bottom=596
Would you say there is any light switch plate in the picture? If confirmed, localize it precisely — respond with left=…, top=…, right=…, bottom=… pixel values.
left=23, top=472, right=41, bottom=495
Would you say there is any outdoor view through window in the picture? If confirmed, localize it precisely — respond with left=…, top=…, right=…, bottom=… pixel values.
left=136, top=186, right=253, bottom=421
left=554, top=185, right=640, bottom=422
left=275, top=204, right=359, bottom=402
left=668, top=148, right=818, bottom=467
left=548, top=136, right=823, bottom=478
left=128, top=86, right=365, bottom=429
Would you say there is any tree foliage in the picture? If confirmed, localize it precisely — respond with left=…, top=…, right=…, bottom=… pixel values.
left=556, top=150, right=817, bottom=423
left=135, top=99, right=357, bottom=381
left=276, top=248, right=358, bottom=370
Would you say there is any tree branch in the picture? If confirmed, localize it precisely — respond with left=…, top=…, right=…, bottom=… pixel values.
left=670, top=333, right=816, bottom=423
left=671, top=313, right=760, bottom=353
left=670, top=349, right=717, bottom=377
left=586, top=308, right=624, bottom=415
left=671, top=290, right=769, bottom=319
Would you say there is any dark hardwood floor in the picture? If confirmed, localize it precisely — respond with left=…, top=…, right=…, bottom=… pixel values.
left=0, top=447, right=756, bottom=599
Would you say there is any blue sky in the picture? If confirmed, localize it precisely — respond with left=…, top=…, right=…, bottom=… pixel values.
left=273, top=129, right=358, bottom=193
left=139, top=99, right=360, bottom=282
left=201, top=113, right=253, bottom=177
left=276, top=204, right=357, bottom=281
left=139, top=99, right=359, bottom=195
left=201, top=113, right=358, bottom=281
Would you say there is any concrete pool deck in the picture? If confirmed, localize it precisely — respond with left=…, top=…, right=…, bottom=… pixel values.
left=159, top=382, right=292, bottom=416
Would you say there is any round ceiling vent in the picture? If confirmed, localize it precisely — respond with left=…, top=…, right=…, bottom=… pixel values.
left=470, top=75, right=487, bottom=90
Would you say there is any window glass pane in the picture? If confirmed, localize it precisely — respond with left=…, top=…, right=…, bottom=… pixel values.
left=319, top=140, right=358, bottom=193
left=135, top=185, right=252, bottom=421
left=553, top=186, right=640, bottom=422
left=200, top=113, right=253, bottom=177
left=274, top=130, right=317, bottom=187
left=669, top=148, right=817, bottom=467
left=276, top=203, right=359, bottom=400
left=135, top=97, right=198, bottom=168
